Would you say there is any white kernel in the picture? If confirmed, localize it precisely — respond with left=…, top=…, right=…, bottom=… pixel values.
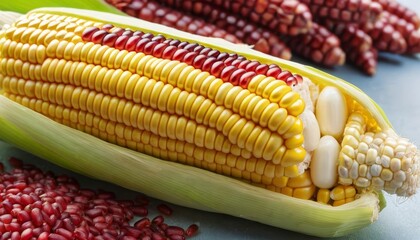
left=350, top=161, right=359, bottom=179
left=401, top=157, right=412, bottom=171
left=342, top=145, right=355, bottom=158
left=356, top=177, right=370, bottom=188
left=362, top=134, right=373, bottom=144
left=342, top=154, right=353, bottom=168
left=381, top=155, right=390, bottom=168
left=357, top=142, right=369, bottom=154
left=366, top=148, right=378, bottom=165
left=310, top=135, right=340, bottom=189
left=394, top=170, right=406, bottom=182
left=356, top=153, right=366, bottom=164
left=374, top=132, right=387, bottom=140
left=395, top=144, right=407, bottom=153
left=373, top=137, right=383, bottom=146
left=359, top=165, right=368, bottom=177
left=338, top=166, right=349, bottom=178
left=390, top=158, right=401, bottom=172
left=385, top=137, right=397, bottom=148
left=315, top=86, right=348, bottom=139
left=381, top=169, right=393, bottom=181
left=370, top=165, right=382, bottom=177
left=339, top=177, right=353, bottom=185
left=300, top=110, right=321, bottom=152
left=344, top=127, right=360, bottom=140
left=342, top=135, right=359, bottom=149
left=372, top=177, right=384, bottom=188
left=382, top=145, right=394, bottom=158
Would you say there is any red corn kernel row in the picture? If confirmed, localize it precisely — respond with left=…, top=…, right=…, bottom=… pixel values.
left=359, top=15, right=407, bottom=54
left=300, top=0, right=382, bottom=23
left=321, top=19, right=377, bottom=75
left=82, top=26, right=303, bottom=87
left=285, top=23, right=346, bottom=67
left=381, top=11, right=420, bottom=54
left=372, top=0, right=420, bottom=28
left=106, top=0, right=292, bottom=60
left=196, top=0, right=313, bottom=35
left=0, top=157, right=199, bottom=239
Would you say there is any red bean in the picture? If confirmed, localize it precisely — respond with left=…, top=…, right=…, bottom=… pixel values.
left=20, top=228, right=33, bottom=240
left=55, top=228, right=73, bottom=239
left=131, top=206, right=148, bottom=216
left=152, top=215, right=164, bottom=225
left=186, top=224, right=199, bottom=237
left=165, top=226, right=184, bottom=236
left=134, top=217, right=151, bottom=229
left=0, top=162, right=198, bottom=239
left=0, top=213, right=13, bottom=223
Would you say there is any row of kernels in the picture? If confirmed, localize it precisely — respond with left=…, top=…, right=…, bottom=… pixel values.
left=5, top=27, right=82, bottom=45
left=1, top=39, right=46, bottom=64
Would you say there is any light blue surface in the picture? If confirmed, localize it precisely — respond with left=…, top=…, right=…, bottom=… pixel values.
left=1, top=1, right=420, bottom=239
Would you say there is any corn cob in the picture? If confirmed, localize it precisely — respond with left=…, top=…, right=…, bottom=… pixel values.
left=0, top=8, right=419, bottom=237
left=162, top=0, right=313, bottom=36
left=360, top=15, right=407, bottom=54
left=300, top=0, right=383, bottom=23
left=372, top=0, right=420, bottom=28
left=285, top=23, right=346, bottom=67
left=322, top=20, right=378, bottom=75
left=381, top=11, right=420, bottom=54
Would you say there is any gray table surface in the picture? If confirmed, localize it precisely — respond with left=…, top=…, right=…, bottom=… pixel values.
left=1, top=1, right=420, bottom=239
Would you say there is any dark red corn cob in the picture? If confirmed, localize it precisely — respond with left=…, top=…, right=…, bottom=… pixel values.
left=372, top=0, right=420, bottom=28
left=196, top=0, right=313, bottom=35
left=107, top=0, right=292, bottom=60
left=381, top=11, right=420, bottom=54
left=359, top=15, right=407, bottom=54
left=322, top=20, right=377, bottom=75
left=348, top=47, right=378, bottom=75
left=285, top=23, right=346, bottom=67
left=300, top=0, right=382, bottom=23
left=171, top=0, right=292, bottom=59
left=82, top=26, right=302, bottom=87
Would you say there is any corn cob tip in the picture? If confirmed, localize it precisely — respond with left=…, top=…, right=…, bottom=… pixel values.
left=338, top=113, right=420, bottom=197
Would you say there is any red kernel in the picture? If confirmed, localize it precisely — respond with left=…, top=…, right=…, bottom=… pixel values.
left=125, top=35, right=142, bottom=51
left=220, top=65, right=237, bottom=82
left=135, top=38, right=151, bottom=52
left=115, top=35, right=130, bottom=50
left=91, top=30, right=108, bottom=44
left=82, top=27, right=99, bottom=41
left=152, top=43, right=169, bottom=58
left=143, top=41, right=159, bottom=55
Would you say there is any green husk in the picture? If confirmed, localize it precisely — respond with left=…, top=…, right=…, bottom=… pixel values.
left=0, top=7, right=394, bottom=237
